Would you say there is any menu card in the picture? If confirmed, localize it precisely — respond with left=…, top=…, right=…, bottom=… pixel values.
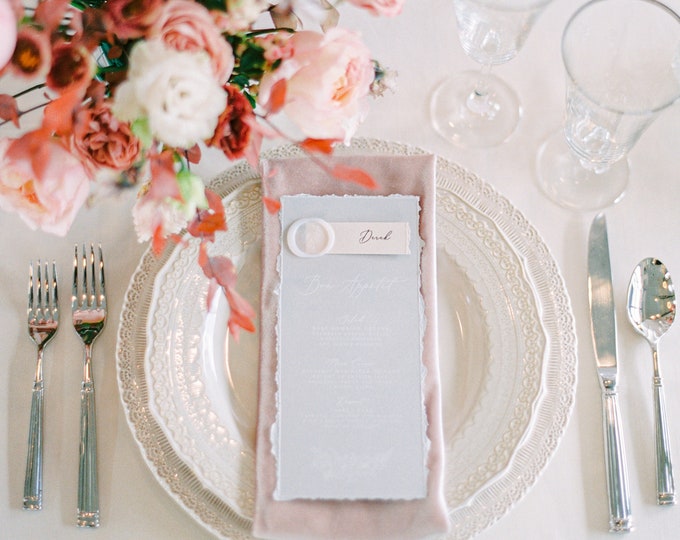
left=273, top=194, right=428, bottom=501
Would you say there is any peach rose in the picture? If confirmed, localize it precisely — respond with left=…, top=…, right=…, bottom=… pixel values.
left=259, top=28, right=374, bottom=142
left=149, top=0, right=234, bottom=84
left=0, top=135, right=90, bottom=236
left=346, top=0, right=404, bottom=17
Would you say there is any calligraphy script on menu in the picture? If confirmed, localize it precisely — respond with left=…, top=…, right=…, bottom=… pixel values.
left=273, top=194, right=429, bottom=501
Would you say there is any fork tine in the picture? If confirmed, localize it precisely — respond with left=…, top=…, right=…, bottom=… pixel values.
left=52, top=261, right=58, bottom=310
left=89, top=244, right=96, bottom=307
left=36, top=261, right=43, bottom=314
left=43, top=262, right=50, bottom=312
left=72, top=245, right=78, bottom=309
left=97, top=245, right=105, bottom=308
left=28, top=262, right=34, bottom=313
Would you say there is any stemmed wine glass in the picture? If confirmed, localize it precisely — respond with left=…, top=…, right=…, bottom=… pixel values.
left=537, top=0, right=680, bottom=211
left=430, top=0, right=554, bottom=148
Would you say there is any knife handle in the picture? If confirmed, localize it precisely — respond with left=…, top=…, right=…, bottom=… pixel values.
left=602, top=382, right=633, bottom=532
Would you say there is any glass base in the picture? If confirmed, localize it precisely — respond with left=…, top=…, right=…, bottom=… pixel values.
left=536, top=131, right=629, bottom=211
left=430, top=70, right=521, bottom=148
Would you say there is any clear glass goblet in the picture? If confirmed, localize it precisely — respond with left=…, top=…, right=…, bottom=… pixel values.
left=430, top=0, right=554, bottom=148
left=537, top=0, right=680, bottom=211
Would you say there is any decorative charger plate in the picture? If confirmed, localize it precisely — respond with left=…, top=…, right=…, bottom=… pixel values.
left=116, top=139, right=577, bottom=539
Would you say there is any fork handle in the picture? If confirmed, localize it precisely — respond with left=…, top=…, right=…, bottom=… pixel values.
left=23, top=380, right=44, bottom=510
left=77, top=379, right=99, bottom=528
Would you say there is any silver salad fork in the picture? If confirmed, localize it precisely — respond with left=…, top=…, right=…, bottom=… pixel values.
left=71, top=244, right=106, bottom=528
left=24, top=260, right=59, bottom=510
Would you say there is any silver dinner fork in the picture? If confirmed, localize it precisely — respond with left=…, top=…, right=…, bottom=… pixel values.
left=24, top=261, right=59, bottom=511
left=72, top=244, right=106, bottom=528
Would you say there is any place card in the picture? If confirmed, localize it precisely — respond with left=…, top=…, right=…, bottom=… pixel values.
left=273, top=194, right=429, bottom=501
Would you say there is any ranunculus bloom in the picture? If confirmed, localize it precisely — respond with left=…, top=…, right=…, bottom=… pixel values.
left=46, top=42, right=96, bottom=94
left=104, top=0, right=164, bottom=39
left=0, top=134, right=90, bottom=235
left=73, top=100, right=141, bottom=172
left=112, top=39, right=227, bottom=149
left=149, top=0, right=234, bottom=84
left=0, top=0, right=17, bottom=71
left=206, top=85, right=254, bottom=160
left=10, top=27, right=50, bottom=79
left=259, top=28, right=374, bottom=142
left=346, top=0, right=404, bottom=17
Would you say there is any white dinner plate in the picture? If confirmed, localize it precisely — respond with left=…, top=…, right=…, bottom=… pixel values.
left=116, top=139, right=577, bottom=539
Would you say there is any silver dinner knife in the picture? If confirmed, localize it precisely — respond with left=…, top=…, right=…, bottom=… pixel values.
left=588, top=213, right=632, bottom=533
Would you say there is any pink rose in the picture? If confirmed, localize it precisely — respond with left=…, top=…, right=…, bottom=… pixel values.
left=149, top=0, right=234, bottom=84
left=104, top=0, right=164, bottom=40
left=0, top=0, right=17, bottom=71
left=259, top=28, right=374, bottom=142
left=346, top=0, right=404, bottom=17
left=0, top=134, right=90, bottom=235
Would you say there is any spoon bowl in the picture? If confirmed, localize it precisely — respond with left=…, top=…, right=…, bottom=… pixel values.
left=627, top=257, right=677, bottom=505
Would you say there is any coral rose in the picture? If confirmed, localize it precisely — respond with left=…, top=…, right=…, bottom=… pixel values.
left=149, top=0, right=234, bottom=84
left=73, top=101, right=141, bottom=172
left=207, top=85, right=254, bottom=160
left=0, top=134, right=90, bottom=236
left=259, top=28, right=374, bottom=142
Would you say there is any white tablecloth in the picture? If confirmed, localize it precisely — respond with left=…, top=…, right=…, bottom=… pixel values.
left=3, top=1, right=680, bottom=538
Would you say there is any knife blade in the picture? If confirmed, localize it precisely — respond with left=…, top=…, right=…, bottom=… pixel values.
left=588, top=213, right=633, bottom=533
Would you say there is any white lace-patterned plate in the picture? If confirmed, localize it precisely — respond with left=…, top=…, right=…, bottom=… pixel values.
left=116, top=139, right=577, bottom=540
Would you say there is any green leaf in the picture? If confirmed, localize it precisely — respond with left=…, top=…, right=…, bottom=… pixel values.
left=131, top=118, right=153, bottom=148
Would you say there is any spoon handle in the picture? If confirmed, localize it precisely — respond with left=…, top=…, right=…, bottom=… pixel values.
left=653, top=368, right=676, bottom=504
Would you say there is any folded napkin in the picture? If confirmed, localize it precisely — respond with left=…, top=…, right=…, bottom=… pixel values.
left=253, top=153, right=449, bottom=540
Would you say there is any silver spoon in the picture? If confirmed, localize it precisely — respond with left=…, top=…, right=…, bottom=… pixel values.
left=627, top=257, right=677, bottom=505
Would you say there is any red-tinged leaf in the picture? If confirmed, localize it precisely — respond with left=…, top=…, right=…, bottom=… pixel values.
left=206, top=278, right=219, bottom=312
left=330, top=164, right=378, bottom=189
left=188, top=212, right=226, bottom=239
left=43, top=88, right=83, bottom=136
left=263, top=196, right=281, bottom=214
left=0, top=94, right=20, bottom=127
left=242, top=125, right=263, bottom=171
left=225, top=286, right=256, bottom=337
left=299, top=138, right=338, bottom=155
left=198, top=241, right=212, bottom=277
left=148, top=150, right=181, bottom=201
left=267, top=78, right=287, bottom=114
left=205, top=188, right=225, bottom=213
left=188, top=189, right=227, bottom=240
left=185, top=144, right=201, bottom=164
left=208, top=254, right=238, bottom=289
left=152, top=222, right=166, bottom=255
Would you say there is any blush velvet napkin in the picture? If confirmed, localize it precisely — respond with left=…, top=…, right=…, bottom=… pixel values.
left=253, top=153, right=450, bottom=540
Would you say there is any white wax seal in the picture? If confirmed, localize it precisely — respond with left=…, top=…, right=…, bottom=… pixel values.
left=286, top=218, right=335, bottom=258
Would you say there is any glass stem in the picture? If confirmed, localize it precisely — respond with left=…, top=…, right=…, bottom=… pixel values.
left=467, top=64, right=498, bottom=117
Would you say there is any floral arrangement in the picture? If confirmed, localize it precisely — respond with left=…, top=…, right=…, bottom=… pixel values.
left=0, top=0, right=402, bottom=336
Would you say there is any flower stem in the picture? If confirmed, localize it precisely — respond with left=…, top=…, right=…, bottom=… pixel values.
left=12, top=83, right=47, bottom=99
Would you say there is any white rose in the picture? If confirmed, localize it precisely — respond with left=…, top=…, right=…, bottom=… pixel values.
left=113, top=39, right=227, bottom=149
